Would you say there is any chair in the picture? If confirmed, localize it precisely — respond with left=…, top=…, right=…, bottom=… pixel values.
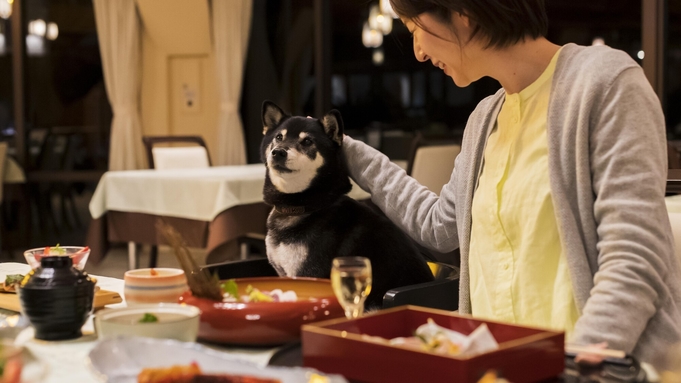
left=406, top=132, right=461, bottom=196
left=668, top=211, right=681, bottom=264
left=142, top=136, right=212, bottom=268
left=32, top=132, right=83, bottom=233
left=142, top=135, right=211, bottom=169
left=406, top=133, right=462, bottom=266
left=669, top=141, right=681, bottom=170
left=201, top=258, right=459, bottom=311
left=141, top=135, right=266, bottom=268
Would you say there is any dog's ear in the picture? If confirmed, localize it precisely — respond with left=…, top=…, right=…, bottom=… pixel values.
left=322, top=110, right=344, bottom=146
left=262, top=101, right=288, bottom=135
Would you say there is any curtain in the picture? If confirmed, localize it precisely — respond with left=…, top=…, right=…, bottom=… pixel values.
left=212, top=0, right=253, bottom=165
left=93, top=0, right=145, bottom=171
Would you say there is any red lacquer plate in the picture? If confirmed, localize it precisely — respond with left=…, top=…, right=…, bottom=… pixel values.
left=179, top=277, right=345, bottom=346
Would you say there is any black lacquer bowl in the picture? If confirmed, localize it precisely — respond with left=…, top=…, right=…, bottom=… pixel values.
left=18, top=256, right=95, bottom=341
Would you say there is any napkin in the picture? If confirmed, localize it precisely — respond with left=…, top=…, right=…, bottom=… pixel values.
left=391, top=319, right=499, bottom=357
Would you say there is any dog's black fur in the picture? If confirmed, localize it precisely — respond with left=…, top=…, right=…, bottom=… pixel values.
left=260, top=101, right=434, bottom=308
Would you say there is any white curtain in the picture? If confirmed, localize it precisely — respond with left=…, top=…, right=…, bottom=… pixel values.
left=93, top=0, right=145, bottom=171
left=212, top=0, right=253, bottom=165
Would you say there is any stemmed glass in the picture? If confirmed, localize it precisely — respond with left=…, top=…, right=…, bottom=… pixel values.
left=330, top=256, right=373, bottom=319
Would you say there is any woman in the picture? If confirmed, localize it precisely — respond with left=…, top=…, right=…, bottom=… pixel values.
left=342, top=0, right=681, bottom=362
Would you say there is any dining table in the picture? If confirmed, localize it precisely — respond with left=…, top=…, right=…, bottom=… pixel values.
left=0, top=262, right=282, bottom=383
left=86, top=164, right=373, bottom=268
left=0, top=260, right=666, bottom=383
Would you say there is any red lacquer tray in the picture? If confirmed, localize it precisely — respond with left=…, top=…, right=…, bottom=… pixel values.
left=302, top=306, right=564, bottom=383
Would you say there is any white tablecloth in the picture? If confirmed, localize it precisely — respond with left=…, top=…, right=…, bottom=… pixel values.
left=89, top=164, right=371, bottom=221
left=0, top=263, right=277, bottom=383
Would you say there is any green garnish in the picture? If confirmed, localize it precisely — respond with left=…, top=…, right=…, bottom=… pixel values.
left=139, top=313, right=159, bottom=323
left=4, top=274, right=23, bottom=286
left=52, top=244, right=66, bottom=255
left=220, top=279, right=238, bottom=298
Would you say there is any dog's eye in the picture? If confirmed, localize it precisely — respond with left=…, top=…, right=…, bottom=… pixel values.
left=275, top=134, right=283, bottom=141
left=301, top=137, right=313, bottom=146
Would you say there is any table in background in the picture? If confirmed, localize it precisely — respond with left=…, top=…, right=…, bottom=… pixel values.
left=86, top=164, right=372, bottom=268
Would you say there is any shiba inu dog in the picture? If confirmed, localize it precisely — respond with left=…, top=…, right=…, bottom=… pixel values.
left=260, top=101, right=434, bottom=308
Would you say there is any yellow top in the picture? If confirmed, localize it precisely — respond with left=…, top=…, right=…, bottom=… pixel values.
left=468, top=47, right=579, bottom=337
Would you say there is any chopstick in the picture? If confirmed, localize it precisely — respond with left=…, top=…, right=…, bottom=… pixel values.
left=565, top=344, right=627, bottom=359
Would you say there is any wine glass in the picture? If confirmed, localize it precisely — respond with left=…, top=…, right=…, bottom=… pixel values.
left=331, top=256, right=372, bottom=319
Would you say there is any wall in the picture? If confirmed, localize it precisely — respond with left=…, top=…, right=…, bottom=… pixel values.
left=138, top=0, right=218, bottom=167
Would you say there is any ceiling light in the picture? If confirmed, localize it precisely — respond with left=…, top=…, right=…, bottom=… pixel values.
left=46, top=22, right=58, bottom=40
left=0, top=0, right=11, bottom=19
left=372, top=48, right=385, bottom=65
left=362, top=22, right=383, bottom=48
left=29, top=19, right=47, bottom=37
left=380, top=0, right=398, bottom=19
left=369, top=4, right=392, bottom=35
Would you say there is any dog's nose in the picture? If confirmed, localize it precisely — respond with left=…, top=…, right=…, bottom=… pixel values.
left=271, top=148, right=287, bottom=159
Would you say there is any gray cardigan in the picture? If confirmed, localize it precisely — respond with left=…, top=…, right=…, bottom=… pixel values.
left=343, top=43, right=681, bottom=361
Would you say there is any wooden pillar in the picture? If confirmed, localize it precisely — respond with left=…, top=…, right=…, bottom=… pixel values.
left=642, top=0, right=666, bottom=107
left=314, top=0, right=331, bottom=117
left=11, top=0, right=25, bottom=167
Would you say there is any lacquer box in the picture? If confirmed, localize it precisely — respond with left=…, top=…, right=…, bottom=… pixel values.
left=301, top=306, right=565, bottom=383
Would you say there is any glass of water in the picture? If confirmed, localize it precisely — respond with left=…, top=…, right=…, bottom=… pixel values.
left=331, top=256, right=372, bottom=319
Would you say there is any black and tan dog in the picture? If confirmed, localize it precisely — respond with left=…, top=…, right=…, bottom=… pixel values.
left=260, top=101, right=433, bottom=308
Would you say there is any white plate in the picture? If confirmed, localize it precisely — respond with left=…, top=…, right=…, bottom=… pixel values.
left=88, top=337, right=347, bottom=383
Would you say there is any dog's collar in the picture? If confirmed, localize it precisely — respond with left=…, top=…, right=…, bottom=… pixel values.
left=273, top=205, right=308, bottom=215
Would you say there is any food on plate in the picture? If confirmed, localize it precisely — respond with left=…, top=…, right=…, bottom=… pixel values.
left=361, top=318, right=499, bottom=357
left=137, top=361, right=282, bottom=383
left=0, top=344, right=22, bottom=383
left=150, top=269, right=159, bottom=276
left=477, top=371, right=510, bottom=383
left=1, top=275, right=24, bottom=292
left=139, top=313, right=159, bottom=323
left=220, top=280, right=298, bottom=303
left=33, top=244, right=90, bottom=265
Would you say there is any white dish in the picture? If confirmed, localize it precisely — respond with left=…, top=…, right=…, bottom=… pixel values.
left=88, top=337, right=348, bottom=383
left=95, top=303, right=200, bottom=342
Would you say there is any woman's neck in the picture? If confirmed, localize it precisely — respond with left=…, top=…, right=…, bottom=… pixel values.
left=483, top=38, right=561, bottom=95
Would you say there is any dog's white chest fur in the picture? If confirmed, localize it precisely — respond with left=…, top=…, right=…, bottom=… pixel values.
left=266, top=235, right=308, bottom=276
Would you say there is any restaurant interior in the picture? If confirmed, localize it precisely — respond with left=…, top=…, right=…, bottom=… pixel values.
left=0, top=0, right=679, bottom=381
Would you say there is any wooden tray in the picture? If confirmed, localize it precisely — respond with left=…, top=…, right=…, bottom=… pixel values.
left=302, top=306, right=565, bottom=383
left=0, top=289, right=123, bottom=312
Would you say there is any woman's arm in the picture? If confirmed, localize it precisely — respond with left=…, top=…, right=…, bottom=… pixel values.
left=572, top=66, right=678, bottom=353
left=343, top=136, right=459, bottom=252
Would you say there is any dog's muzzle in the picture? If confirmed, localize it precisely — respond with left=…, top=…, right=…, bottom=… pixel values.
left=270, top=148, right=292, bottom=173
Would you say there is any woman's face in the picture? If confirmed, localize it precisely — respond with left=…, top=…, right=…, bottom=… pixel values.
left=403, top=12, right=484, bottom=87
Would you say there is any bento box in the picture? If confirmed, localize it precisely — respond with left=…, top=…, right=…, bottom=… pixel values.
left=301, top=306, right=564, bottom=383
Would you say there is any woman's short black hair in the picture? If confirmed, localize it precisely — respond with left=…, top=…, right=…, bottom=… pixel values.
left=389, top=0, right=548, bottom=49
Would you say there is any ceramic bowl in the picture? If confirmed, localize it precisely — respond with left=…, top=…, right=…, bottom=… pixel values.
left=179, top=277, right=345, bottom=346
left=123, top=268, right=188, bottom=305
left=95, top=303, right=201, bottom=342
left=23, top=246, right=90, bottom=270
left=18, top=256, right=95, bottom=341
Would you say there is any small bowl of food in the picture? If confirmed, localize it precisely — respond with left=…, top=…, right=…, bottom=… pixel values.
left=23, top=245, right=90, bottom=270
left=94, top=303, right=201, bottom=342
left=179, top=277, right=345, bottom=346
left=123, top=268, right=188, bottom=305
